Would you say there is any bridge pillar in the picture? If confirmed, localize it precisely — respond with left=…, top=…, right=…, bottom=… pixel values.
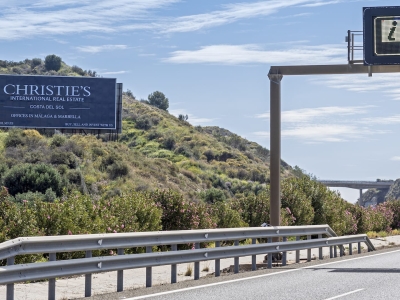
left=269, top=72, right=283, bottom=228
left=358, top=189, right=363, bottom=206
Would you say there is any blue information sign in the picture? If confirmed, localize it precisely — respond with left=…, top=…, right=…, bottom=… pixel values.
left=364, top=6, right=400, bottom=65
left=0, top=75, right=117, bottom=129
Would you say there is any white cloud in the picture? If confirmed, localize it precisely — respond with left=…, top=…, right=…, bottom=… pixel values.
left=76, top=44, right=128, bottom=53
left=312, top=73, right=400, bottom=100
left=169, top=108, right=215, bottom=125
left=165, top=44, right=346, bottom=65
left=358, top=115, right=400, bottom=125
left=391, top=156, right=400, bottom=161
left=253, top=105, right=392, bottom=143
left=254, top=124, right=385, bottom=143
left=0, top=0, right=180, bottom=40
left=0, top=0, right=353, bottom=40
left=256, top=106, right=373, bottom=123
left=301, top=0, right=343, bottom=7
left=101, top=70, right=128, bottom=75
left=156, top=0, right=314, bottom=33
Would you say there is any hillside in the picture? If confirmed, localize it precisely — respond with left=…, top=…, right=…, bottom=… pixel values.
left=0, top=56, right=294, bottom=202
left=2, top=56, right=400, bottom=247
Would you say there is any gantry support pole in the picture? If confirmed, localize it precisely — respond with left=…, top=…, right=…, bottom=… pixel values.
left=268, top=73, right=283, bottom=227
left=267, top=63, right=400, bottom=225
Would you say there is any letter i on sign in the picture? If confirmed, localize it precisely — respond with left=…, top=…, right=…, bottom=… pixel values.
left=389, top=21, right=398, bottom=41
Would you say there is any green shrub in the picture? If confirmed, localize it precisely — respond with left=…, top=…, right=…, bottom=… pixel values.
left=153, top=190, right=216, bottom=231
left=4, top=129, right=24, bottom=148
left=212, top=202, right=247, bottom=228
left=31, top=58, right=42, bottom=68
left=50, top=150, right=76, bottom=168
left=200, top=188, right=226, bottom=204
left=3, top=163, right=64, bottom=196
left=281, top=177, right=315, bottom=226
left=50, top=135, right=67, bottom=148
left=45, top=54, right=62, bottom=71
left=107, top=161, right=129, bottom=179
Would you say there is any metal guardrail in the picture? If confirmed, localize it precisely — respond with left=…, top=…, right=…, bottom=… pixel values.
left=0, top=225, right=375, bottom=300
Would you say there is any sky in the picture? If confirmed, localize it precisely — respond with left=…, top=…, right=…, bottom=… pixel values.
left=1, top=0, right=400, bottom=203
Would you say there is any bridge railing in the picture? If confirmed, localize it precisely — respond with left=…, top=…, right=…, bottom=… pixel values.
left=0, top=225, right=375, bottom=300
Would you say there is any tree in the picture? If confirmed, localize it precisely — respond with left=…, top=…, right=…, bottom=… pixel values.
left=148, top=91, right=169, bottom=111
left=45, top=54, right=62, bottom=71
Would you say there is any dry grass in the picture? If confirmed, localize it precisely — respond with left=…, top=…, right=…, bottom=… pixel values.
left=184, top=264, right=193, bottom=276
left=202, top=261, right=210, bottom=272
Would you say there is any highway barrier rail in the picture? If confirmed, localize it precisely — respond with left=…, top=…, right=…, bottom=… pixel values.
left=0, top=225, right=375, bottom=300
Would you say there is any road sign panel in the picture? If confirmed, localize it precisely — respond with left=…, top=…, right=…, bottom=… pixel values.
left=364, top=6, right=400, bottom=65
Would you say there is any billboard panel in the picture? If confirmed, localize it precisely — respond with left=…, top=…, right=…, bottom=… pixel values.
left=0, top=75, right=117, bottom=130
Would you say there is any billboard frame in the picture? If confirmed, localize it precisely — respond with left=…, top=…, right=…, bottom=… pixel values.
left=0, top=74, right=122, bottom=134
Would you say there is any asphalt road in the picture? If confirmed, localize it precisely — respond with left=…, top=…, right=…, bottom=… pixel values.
left=109, top=249, right=400, bottom=300
left=79, top=248, right=400, bottom=300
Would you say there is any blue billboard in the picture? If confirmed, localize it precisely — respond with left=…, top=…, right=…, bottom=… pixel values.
left=0, top=75, right=117, bottom=129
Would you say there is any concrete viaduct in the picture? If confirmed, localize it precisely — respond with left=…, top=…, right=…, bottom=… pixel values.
left=318, top=180, right=393, bottom=206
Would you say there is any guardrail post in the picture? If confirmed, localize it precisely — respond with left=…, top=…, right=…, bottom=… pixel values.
left=251, top=238, right=257, bottom=271
left=215, top=241, right=221, bottom=277
left=171, top=244, right=178, bottom=283
left=282, top=237, right=287, bottom=266
left=85, top=250, right=92, bottom=297
left=117, top=248, right=124, bottom=292
left=349, top=243, right=353, bottom=255
left=295, top=236, right=300, bottom=263
left=267, top=237, right=272, bottom=268
left=330, top=246, right=333, bottom=258
left=318, top=234, right=323, bottom=260
left=358, top=242, right=361, bottom=254
left=234, top=240, right=239, bottom=273
left=334, top=246, right=338, bottom=258
left=6, top=256, right=15, bottom=300
left=307, top=235, right=311, bottom=262
left=194, top=243, right=200, bottom=280
left=48, top=253, right=56, bottom=300
left=340, top=245, right=344, bottom=257
left=146, top=246, right=152, bottom=287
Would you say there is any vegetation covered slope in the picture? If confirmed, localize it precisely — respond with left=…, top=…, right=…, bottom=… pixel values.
left=1, top=56, right=400, bottom=259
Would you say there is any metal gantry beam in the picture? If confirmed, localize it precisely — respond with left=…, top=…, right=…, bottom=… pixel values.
left=268, top=63, right=400, bottom=225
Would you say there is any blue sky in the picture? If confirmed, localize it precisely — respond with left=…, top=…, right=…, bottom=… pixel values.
left=1, top=0, right=400, bottom=203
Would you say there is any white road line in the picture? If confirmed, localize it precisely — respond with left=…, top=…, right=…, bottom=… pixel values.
left=125, top=249, right=400, bottom=300
left=324, top=289, right=364, bottom=300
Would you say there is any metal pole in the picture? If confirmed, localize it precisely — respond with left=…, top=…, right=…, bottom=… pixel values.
left=347, top=30, right=351, bottom=62
left=146, top=246, right=152, bottom=287
left=85, top=250, right=92, bottom=297
left=268, top=72, right=283, bottom=229
left=359, top=189, right=363, bottom=206
left=282, top=237, right=287, bottom=266
left=48, top=253, right=56, bottom=300
left=171, top=244, right=177, bottom=284
left=117, top=248, right=124, bottom=292
left=194, top=243, right=200, bottom=280
left=318, top=234, right=323, bottom=260
left=234, top=240, right=240, bottom=273
left=251, top=238, right=257, bottom=271
left=215, top=241, right=221, bottom=277
left=307, top=235, right=311, bottom=262
left=6, top=256, right=15, bottom=300
left=295, top=236, right=300, bottom=263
